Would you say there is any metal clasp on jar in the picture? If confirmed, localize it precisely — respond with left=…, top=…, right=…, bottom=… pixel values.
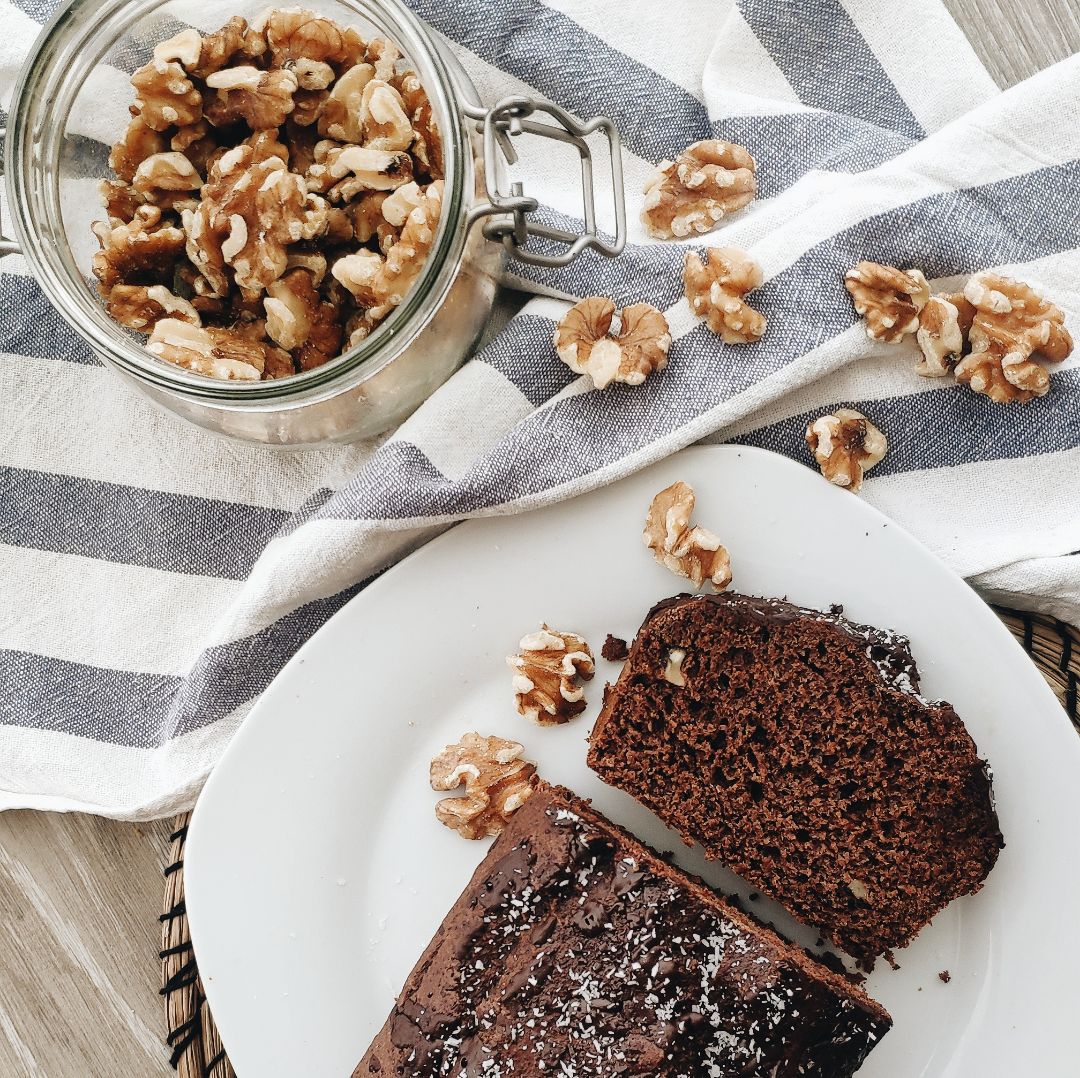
left=463, top=97, right=626, bottom=269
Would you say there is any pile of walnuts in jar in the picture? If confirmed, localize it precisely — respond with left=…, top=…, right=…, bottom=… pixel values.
left=91, top=8, right=443, bottom=381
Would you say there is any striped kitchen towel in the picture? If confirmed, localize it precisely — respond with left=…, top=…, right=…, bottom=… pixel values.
left=1, top=0, right=1078, bottom=818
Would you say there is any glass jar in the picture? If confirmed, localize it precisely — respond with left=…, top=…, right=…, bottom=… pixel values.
left=3, top=0, right=624, bottom=446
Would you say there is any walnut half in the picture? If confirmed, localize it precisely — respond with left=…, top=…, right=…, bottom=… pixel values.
left=429, top=733, right=538, bottom=840
left=643, top=481, right=732, bottom=591
left=844, top=261, right=930, bottom=343
left=508, top=627, right=595, bottom=725
left=954, top=273, right=1073, bottom=403
left=806, top=409, right=887, bottom=492
left=553, top=297, right=671, bottom=389
left=683, top=247, right=766, bottom=343
left=642, top=140, right=756, bottom=240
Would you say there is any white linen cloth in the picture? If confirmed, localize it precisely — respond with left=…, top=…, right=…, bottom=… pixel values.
left=0, top=0, right=1077, bottom=817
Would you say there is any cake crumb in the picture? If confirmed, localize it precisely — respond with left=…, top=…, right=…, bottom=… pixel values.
left=601, top=634, right=629, bottom=662
left=938, top=969, right=951, bottom=983
left=883, top=949, right=900, bottom=971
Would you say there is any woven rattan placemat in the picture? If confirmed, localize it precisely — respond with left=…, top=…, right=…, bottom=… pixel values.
left=159, top=605, right=1080, bottom=1077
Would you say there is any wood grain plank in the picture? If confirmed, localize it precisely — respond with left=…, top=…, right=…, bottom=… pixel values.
left=0, top=813, right=172, bottom=1078
left=943, top=0, right=1080, bottom=87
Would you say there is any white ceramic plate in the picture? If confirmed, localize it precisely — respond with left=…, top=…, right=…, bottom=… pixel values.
left=186, top=446, right=1080, bottom=1077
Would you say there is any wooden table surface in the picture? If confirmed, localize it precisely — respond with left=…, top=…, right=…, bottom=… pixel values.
left=1, top=5, right=1077, bottom=1076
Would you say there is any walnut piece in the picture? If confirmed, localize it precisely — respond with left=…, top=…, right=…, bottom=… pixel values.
left=205, top=66, right=298, bottom=129
left=94, top=10, right=442, bottom=382
left=806, top=409, right=888, bottom=492
left=131, top=59, right=203, bottom=131
left=641, top=140, right=756, bottom=240
left=954, top=273, right=1073, bottom=403
left=429, top=733, right=538, bottom=840
left=331, top=181, right=442, bottom=319
left=915, top=293, right=975, bottom=377
left=643, top=481, right=732, bottom=590
left=108, top=118, right=167, bottom=183
left=844, top=262, right=930, bottom=343
left=106, top=284, right=200, bottom=331
left=146, top=318, right=290, bottom=380
left=91, top=205, right=186, bottom=294
left=507, top=627, right=595, bottom=726
left=683, top=247, right=766, bottom=343
left=553, top=297, right=671, bottom=389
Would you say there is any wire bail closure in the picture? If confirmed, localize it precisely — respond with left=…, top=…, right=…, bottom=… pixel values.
left=463, top=97, right=626, bottom=268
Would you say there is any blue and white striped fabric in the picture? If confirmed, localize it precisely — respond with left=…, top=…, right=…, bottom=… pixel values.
left=2, top=0, right=1078, bottom=817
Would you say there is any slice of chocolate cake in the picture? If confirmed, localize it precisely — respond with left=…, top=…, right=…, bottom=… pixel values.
left=355, top=783, right=890, bottom=1077
left=588, top=593, right=1004, bottom=963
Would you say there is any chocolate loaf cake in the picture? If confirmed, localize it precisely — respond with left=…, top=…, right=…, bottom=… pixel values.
left=588, top=593, right=1004, bottom=963
left=355, top=783, right=890, bottom=1076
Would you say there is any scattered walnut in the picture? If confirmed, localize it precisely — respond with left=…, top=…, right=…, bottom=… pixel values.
left=507, top=627, right=595, bottom=725
left=146, top=318, right=289, bottom=380
left=130, top=59, right=203, bottom=131
left=915, top=293, right=975, bottom=377
left=106, top=284, right=201, bottom=331
left=641, top=140, right=756, bottom=240
left=643, top=481, right=732, bottom=590
left=806, top=409, right=888, bottom=492
left=205, top=66, right=298, bottom=129
left=91, top=205, right=186, bottom=294
left=429, top=733, right=538, bottom=840
left=683, top=247, right=766, bottom=343
left=108, top=118, right=166, bottom=184
left=844, top=262, right=930, bottom=343
left=954, top=273, right=1073, bottom=403
left=553, top=297, right=671, bottom=389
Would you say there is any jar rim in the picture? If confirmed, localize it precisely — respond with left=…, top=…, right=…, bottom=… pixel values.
left=5, top=0, right=471, bottom=405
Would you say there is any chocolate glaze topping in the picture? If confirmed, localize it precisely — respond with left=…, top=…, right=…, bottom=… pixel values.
left=589, top=592, right=1003, bottom=964
left=355, top=784, right=890, bottom=1077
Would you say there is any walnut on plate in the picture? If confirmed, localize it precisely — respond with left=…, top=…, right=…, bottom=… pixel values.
left=429, top=733, right=538, bottom=839
left=844, top=261, right=930, bottom=343
left=954, top=273, right=1073, bottom=403
left=507, top=627, right=595, bottom=726
left=643, top=481, right=732, bottom=591
left=641, top=140, right=757, bottom=240
left=683, top=247, right=766, bottom=343
left=805, top=408, right=888, bottom=492
left=915, top=292, right=975, bottom=377
left=553, top=297, right=671, bottom=389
